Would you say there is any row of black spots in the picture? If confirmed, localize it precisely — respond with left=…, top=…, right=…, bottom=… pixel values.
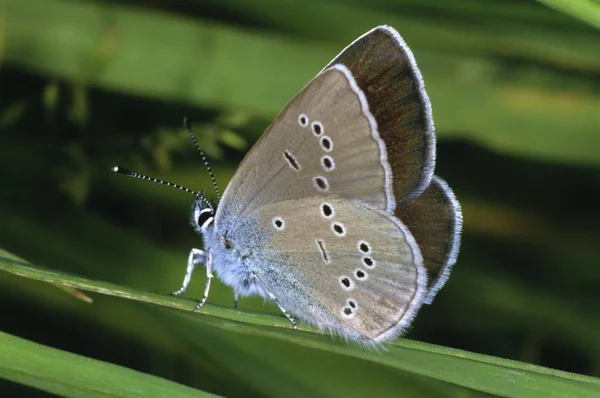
left=319, top=203, right=347, bottom=238
left=341, top=298, right=358, bottom=318
left=306, top=116, right=335, bottom=170
left=315, top=134, right=332, bottom=189
left=351, top=242, right=370, bottom=285
left=352, top=240, right=371, bottom=285
left=297, top=113, right=323, bottom=138
left=339, top=270, right=366, bottom=294
left=297, top=112, right=325, bottom=138
left=319, top=202, right=346, bottom=240
left=357, top=240, right=375, bottom=270
left=298, top=113, right=333, bottom=193
left=303, top=116, right=331, bottom=152
left=298, top=113, right=332, bottom=158
left=338, top=268, right=368, bottom=296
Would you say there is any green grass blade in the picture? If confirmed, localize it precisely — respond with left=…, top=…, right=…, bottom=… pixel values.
left=2, top=252, right=599, bottom=398
left=0, top=329, right=219, bottom=397
left=537, top=0, right=600, bottom=29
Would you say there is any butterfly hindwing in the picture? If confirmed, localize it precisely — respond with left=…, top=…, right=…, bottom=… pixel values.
left=240, top=196, right=427, bottom=344
left=396, top=176, right=462, bottom=303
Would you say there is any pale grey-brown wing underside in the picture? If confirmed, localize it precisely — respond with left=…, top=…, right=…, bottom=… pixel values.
left=215, top=64, right=395, bottom=232
left=244, top=196, right=427, bottom=344
left=325, top=25, right=435, bottom=202
left=396, top=176, right=462, bottom=304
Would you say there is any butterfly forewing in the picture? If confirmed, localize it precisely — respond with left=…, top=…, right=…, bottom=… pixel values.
left=215, top=64, right=395, bottom=232
left=325, top=26, right=436, bottom=202
left=245, top=197, right=427, bottom=343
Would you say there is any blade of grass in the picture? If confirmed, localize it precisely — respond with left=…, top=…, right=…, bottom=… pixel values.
left=1, top=252, right=599, bottom=397
left=166, top=310, right=600, bottom=398
left=0, top=330, right=219, bottom=397
left=536, top=0, right=600, bottom=29
left=0, top=249, right=293, bottom=329
left=154, top=309, right=472, bottom=398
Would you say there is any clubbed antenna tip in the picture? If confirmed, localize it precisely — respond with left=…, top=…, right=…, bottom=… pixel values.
left=112, top=166, right=135, bottom=176
left=111, top=165, right=199, bottom=198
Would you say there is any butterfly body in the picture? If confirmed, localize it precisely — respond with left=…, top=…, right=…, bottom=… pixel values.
left=200, top=223, right=264, bottom=298
left=115, top=25, right=462, bottom=346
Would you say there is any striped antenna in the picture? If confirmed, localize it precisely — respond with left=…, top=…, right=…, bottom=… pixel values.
left=111, top=166, right=213, bottom=210
left=183, top=117, right=221, bottom=202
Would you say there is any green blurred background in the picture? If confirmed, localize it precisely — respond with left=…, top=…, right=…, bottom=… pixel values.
left=1, top=0, right=600, bottom=396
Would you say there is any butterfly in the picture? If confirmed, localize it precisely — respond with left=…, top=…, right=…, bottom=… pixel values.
left=114, top=25, right=462, bottom=346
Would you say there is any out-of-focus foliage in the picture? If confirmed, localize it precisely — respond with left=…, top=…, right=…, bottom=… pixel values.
left=1, top=0, right=599, bottom=397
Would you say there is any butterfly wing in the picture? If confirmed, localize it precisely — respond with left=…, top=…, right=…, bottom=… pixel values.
left=238, top=196, right=426, bottom=344
left=325, top=25, right=435, bottom=202
left=396, top=176, right=462, bottom=304
left=216, top=26, right=436, bottom=232
left=215, top=64, right=395, bottom=234
left=209, top=26, right=455, bottom=344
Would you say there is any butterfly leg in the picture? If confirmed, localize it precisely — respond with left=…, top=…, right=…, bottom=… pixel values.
left=172, top=248, right=205, bottom=296
left=194, top=250, right=213, bottom=312
left=233, top=292, right=239, bottom=308
left=251, top=272, right=297, bottom=330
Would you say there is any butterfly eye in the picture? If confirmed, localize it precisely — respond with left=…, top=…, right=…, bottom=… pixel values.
left=196, top=209, right=214, bottom=228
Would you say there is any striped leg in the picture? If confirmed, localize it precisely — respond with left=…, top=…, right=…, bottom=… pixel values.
left=194, top=250, right=213, bottom=312
left=172, top=248, right=205, bottom=296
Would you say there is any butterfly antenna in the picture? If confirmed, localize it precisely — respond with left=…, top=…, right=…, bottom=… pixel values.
left=112, top=166, right=200, bottom=198
left=183, top=117, right=221, bottom=202
left=197, top=188, right=214, bottom=211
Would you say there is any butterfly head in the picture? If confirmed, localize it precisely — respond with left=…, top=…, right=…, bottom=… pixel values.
left=191, top=194, right=216, bottom=232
